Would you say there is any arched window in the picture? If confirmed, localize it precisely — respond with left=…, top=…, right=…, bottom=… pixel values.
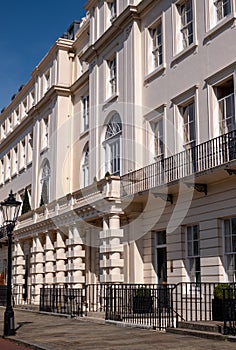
left=104, top=113, right=122, bottom=175
left=40, top=160, right=50, bottom=205
left=82, top=144, right=89, bottom=188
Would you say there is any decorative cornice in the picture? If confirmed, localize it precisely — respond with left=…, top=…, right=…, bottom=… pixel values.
left=81, top=5, right=139, bottom=62
left=70, top=70, right=89, bottom=94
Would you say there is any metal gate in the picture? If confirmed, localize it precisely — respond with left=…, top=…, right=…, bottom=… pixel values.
left=105, top=284, right=175, bottom=330
left=40, top=286, right=85, bottom=317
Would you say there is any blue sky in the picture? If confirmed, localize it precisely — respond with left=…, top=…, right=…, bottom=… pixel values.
left=0, top=1, right=86, bottom=111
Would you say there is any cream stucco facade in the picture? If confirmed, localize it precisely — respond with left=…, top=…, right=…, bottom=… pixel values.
left=0, top=0, right=236, bottom=305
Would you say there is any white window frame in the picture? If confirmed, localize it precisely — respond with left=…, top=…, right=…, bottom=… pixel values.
left=82, top=96, right=89, bottom=132
left=0, top=122, right=6, bottom=140
left=44, top=69, right=50, bottom=93
left=82, top=144, right=89, bottom=188
left=107, top=56, right=117, bottom=98
left=172, top=0, right=197, bottom=57
left=186, top=224, right=201, bottom=284
left=214, top=0, right=232, bottom=22
left=12, top=146, right=18, bottom=176
left=151, top=116, right=164, bottom=161
left=27, top=132, right=33, bottom=165
left=30, top=90, right=35, bottom=109
left=107, top=0, right=117, bottom=21
left=104, top=113, right=122, bottom=176
left=223, top=217, right=236, bottom=282
left=179, top=0, right=193, bottom=49
left=145, top=14, right=166, bottom=81
left=218, top=92, right=235, bottom=134
left=41, top=116, right=49, bottom=151
left=152, top=21, right=163, bottom=69
left=209, top=75, right=235, bottom=137
left=154, top=230, right=167, bottom=284
left=14, top=108, right=20, bottom=126
left=181, top=100, right=196, bottom=149
left=205, top=0, right=234, bottom=32
left=22, top=98, right=27, bottom=119
left=40, top=160, right=51, bottom=205
left=5, top=152, right=11, bottom=181
left=19, top=139, right=26, bottom=171
left=172, top=86, right=198, bottom=154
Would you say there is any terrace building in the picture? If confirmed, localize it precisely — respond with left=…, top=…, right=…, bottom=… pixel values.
left=0, top=0, right=236, bottom=313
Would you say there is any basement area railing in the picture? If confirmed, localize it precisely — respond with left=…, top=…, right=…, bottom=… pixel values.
left=121, top=130, right=236, bottom=196
left=104, top=282, right=236, bottom=333
left=39, top=285, right=85, bottom=316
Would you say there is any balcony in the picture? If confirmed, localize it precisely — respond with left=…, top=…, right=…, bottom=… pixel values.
left=121, top=130, right=236, bottom=197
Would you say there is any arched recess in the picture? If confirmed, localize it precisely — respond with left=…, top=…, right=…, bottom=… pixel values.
left=104, top=113, right=122, bottom=176
left=39, top=159, right=51, bottom=206
left=81, top=143, right=89, bottom=188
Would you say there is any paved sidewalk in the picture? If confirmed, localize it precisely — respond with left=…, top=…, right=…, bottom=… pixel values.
left=0, top=338, right=33, bottom=350
left=0, top=307, right=236, bottom=350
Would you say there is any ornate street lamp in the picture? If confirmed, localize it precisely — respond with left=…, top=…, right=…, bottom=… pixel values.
left=0, top=190, right=21, bottom=336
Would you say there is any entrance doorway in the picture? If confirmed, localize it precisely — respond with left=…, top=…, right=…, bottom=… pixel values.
left=155, top=231, right=167, bottom=284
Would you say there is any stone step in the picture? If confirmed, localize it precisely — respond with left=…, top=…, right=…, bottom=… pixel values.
left=86, top=311, right=105, bottom=319
left=177, top=321, right=223, bottom=333
left=167, top=327, right=226, bottom=341
left=14, top=304, right=39, bottom=312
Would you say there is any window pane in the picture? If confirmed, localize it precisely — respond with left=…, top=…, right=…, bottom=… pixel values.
left=232, top=218, right=236, bottom=234
left=188, top=241, right=192, bottom=256
left=193, top=225, right=199, bottom=240
left=224, top=219, right=231, bottom=235
left=193, top=241, right=199, bottom=256
left=187, top=227, right=192, bottom=241
left=157, top=231, right=166, bottom=245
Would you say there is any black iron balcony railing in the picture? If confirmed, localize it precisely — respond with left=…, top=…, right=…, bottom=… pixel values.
left=121, top=130, right=236, bottom=197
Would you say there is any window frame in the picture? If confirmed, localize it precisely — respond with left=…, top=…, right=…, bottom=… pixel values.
left=40, top=160, right=51, bottom=205
left=151, top=20, right=163, bottom=69
left=82, top=144, right=89, bottom=188
left=107, top=0, right=117, bottom=21
left=82, top=95, right=89, bottom=132
left=223, top=217, right=236, bottom=282
left=154, top=230, right=167, bottom=284
left=172, top=86, right=198, bottom=154
left=145, top=13, right=166, bottom=82
left=207, top=73, right=235, bottom=138
left=104, top=113, right=122, bottom=176
left=172, top=0, right=198, bottom=58
left=107, top=56, right=117, bottom=97
left=41, top=115, right=50, bottom=152
left=186, top=224, right=201, bottom=284
left=205, top=0, right=235, bottom=33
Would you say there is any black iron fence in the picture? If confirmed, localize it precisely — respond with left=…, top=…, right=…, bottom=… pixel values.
left=121, top=129, right=236, bottom=196
left=39, top=286, right=85, bottom=317
left=222, top=284, right=236, bottom=335
left=104, top=284, right=176, bottom=330
left=103, top=282, right=236, bottom=333
left=36, top=282, right=236, bottom=334
left=85, top=283, right=108, bottom=312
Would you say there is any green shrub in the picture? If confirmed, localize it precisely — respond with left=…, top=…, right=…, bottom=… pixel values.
left=135, top=287, right=151, bottom=297
left=213, top=283, right=234, bottom=300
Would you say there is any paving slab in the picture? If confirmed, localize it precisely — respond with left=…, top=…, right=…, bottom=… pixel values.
left=0, top=338, right=34, bottom=350
left=0, top=307, right=236, bottom=350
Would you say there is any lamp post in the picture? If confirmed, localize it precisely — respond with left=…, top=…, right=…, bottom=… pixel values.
left=0, top=190, right=21, bottom=336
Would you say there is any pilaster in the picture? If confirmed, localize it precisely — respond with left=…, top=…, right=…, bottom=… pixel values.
left=100, top=214, right=124, bottom=283
left=54, top=231, right=67, bottom=284
left=66, top=226, right=85, bottom=288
